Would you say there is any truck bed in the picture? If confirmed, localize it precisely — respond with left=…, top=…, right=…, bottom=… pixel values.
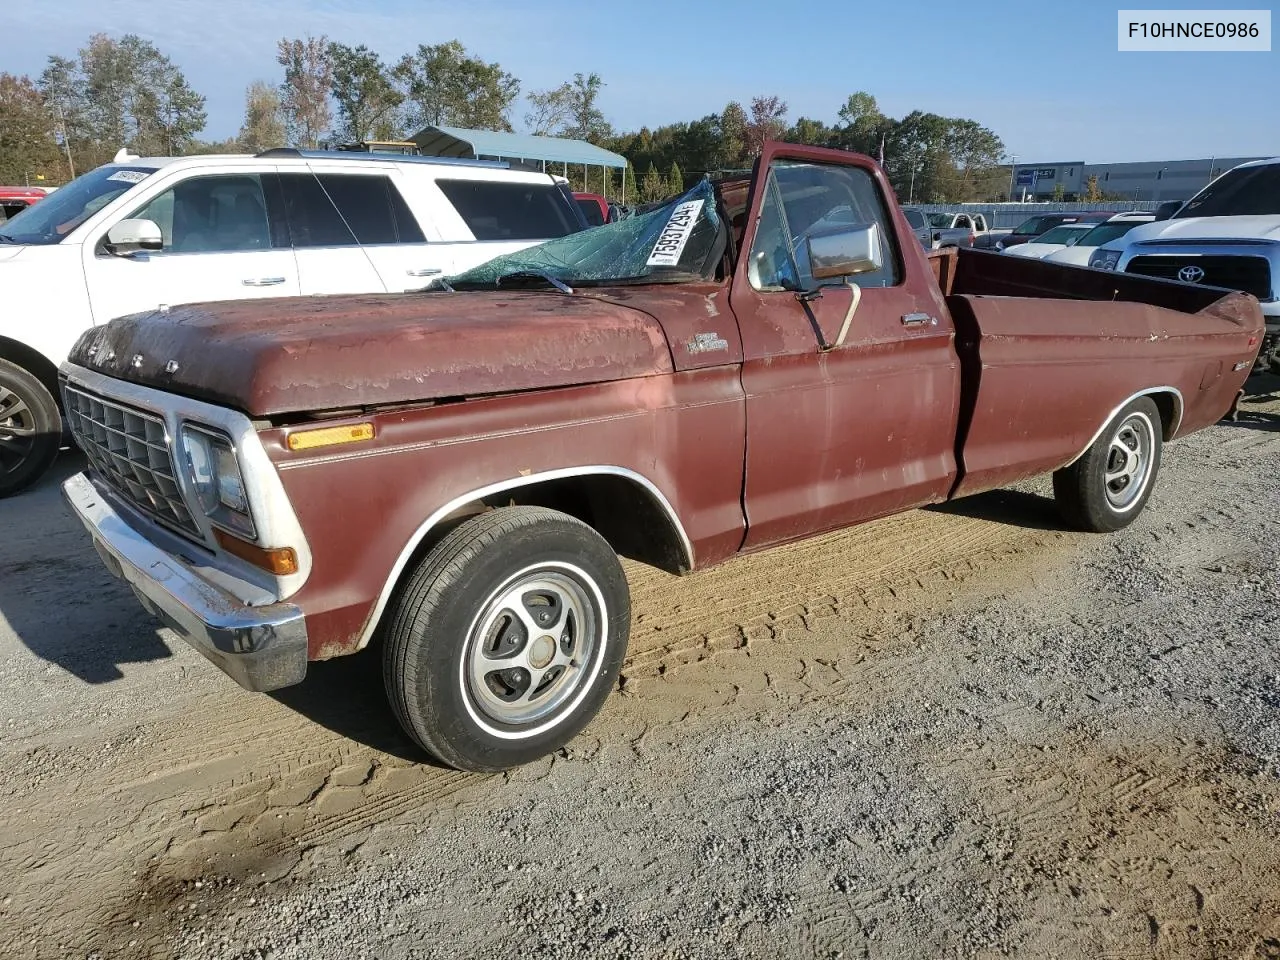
left=924, top=247, right=1261, bottom=499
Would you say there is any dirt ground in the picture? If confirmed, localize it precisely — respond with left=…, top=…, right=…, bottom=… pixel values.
left=0, top=376, right=1277, bottom=960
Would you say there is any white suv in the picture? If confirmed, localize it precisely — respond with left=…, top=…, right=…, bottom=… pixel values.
left=0, top=149, right=588, bottom=495
left=1087, top=156, right=1280, bottom=374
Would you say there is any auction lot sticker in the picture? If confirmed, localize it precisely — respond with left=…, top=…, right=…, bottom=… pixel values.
left=647, top=199, right=705, bottom=267
left=1118, top=9, right=1271, bottom=50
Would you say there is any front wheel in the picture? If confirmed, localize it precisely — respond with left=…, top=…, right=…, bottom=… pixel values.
left=0, top=359, right=61, bottom=498
left=1053, top=397, right=1163, bottom=533
left=383, top=506, right=630, bottom=772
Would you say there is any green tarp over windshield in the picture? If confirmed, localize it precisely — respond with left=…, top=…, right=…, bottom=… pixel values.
left=445, top=180, right=723, bottom=287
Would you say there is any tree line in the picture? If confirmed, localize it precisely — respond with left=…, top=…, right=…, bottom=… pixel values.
left=1, top=32, right=1008, bottom=205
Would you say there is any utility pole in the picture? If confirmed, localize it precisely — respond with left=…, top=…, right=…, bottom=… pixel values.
left=1006, top=154, right=1018, bottom=200
left=55, top=103, right=75, bottom=180
left=1154, top=166, right=1168, bottom=202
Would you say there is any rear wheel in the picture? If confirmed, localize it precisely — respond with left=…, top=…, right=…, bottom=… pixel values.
left=1053, top=397, right=1162, bottom=533
left=0, top=359, right=61, bottom=498
left=383, top=506, right=630, bottom=772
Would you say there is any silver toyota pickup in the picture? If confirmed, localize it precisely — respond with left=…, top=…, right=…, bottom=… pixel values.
left=1089, top=157, right=1280, bottom=373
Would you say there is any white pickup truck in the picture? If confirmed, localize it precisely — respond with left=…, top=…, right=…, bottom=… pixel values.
left=1089, top=156, right=1280, bottom=373
left=0, top=150, right=588, bottom=496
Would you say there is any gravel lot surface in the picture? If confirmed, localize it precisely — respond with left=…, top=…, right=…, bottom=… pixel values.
left=1, top=375, right=1277, bottom=960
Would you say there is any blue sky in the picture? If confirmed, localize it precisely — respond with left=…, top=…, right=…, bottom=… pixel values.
left=3, top=0, right=1276, bottom=162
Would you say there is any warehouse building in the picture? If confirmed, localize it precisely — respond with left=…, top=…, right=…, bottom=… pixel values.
left=1008, top=155, right=1270, bottom=202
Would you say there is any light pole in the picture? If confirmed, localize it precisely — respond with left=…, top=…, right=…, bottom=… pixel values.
left=1153, top=165, right=1168, bottom=202
left=1006, top=154, right=1018, bottom=201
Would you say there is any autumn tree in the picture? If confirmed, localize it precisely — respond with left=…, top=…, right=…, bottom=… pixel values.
left=328, top=43, right=402, bottom=142
left=37, top=34, right=206, bottom=167
left=0, top=73, right=61, bottom=183
left=564, top=73, right=610, bottom=143
left=1084, top=174, right=1103, bottom=203
left=237, top=81, right=285, bottom=152
left=524, top=84, right=573, bottom=137
left=744, top=95, right=787, bottom=158
left=525, top=72, right=610, bottom=144
left=276, top=36, right=332, bottom=148
left=395, top=41, right=518, bottom=132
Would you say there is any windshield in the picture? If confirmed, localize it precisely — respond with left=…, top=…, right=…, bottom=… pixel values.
left=0, top=165, right=155, bottom=245
left=927, top=213, right=952, bottom=228
left=1176, top=163, right=1280, bottom=218
left=1074, top=222, right=1143, bottom=246
left=1012, top=215, right=1065, bottom=236
left=447, top=179, right=724, bottom=289
left=576, top=197, right=605, bottom=227
left=1034, top=225, right=1090, bottom=246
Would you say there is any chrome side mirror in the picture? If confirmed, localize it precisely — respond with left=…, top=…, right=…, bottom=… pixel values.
left=807, top=223, right=884, bottom=280
left=104, top=218, right=163, bottom=256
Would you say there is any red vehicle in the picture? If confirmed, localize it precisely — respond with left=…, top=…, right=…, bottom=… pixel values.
left=573, top=191, right=610, bottom=226
left=0, top=186, right=49, bottom=223
left=59, top=142, right=1262, bottom=773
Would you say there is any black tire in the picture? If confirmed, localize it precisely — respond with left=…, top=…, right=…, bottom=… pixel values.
left=1053, top=396, right=1163, bottom=533
left=0, top=359, right=61, bottom=498
left=383, top=506, right=630, bottom=772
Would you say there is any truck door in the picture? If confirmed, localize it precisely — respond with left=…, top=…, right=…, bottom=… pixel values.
left=728, top=146, right=961, bottom=549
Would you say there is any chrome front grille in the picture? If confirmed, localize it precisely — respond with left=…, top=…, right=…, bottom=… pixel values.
left=63, top=384, right=200, bottom=538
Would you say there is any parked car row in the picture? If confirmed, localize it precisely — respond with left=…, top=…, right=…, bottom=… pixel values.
left=1005, top=212, right=1155, bottom=262
left=1087, top=156, right=1280, bottom=373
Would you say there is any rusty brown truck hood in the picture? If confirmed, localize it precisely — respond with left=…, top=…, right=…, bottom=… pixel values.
left=67, top=292, right=676, bottom=417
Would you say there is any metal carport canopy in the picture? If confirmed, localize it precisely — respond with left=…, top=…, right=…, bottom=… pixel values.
left=411, top=126, right=627, bottom=169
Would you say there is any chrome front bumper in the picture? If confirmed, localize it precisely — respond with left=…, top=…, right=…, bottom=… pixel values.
left=63, top=471, right=308, bottom=692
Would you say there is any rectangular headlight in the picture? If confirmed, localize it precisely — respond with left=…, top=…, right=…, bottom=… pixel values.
left=180, top=425, right=256, bottom=539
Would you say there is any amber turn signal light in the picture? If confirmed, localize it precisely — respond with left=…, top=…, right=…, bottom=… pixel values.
left=214, top=528, right=299, bottom=576
left=286, top=422, right=375, bottom=451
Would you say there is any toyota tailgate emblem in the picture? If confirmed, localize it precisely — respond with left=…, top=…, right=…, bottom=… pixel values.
left=1178, top=265, right=1206, bottom=283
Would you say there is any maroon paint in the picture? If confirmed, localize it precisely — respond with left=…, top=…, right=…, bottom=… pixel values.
left=728, top=143, right=962, bottom=548
left=65, top=140, right=1267, bottom=670
left=265, top=368, right=747, bottom=658
left=67, top=292, right=675, bottom=416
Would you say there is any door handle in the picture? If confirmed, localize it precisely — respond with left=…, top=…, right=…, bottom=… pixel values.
left=406, top=268, right=442, bottom=277
left=242, top=277, right=286, bottom=286
left=901, top=312, right=937, bottom=327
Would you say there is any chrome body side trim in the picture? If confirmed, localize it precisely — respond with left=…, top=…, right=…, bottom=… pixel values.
left=355, top=465, right=694, bottom=650
left=1062, top=385, right=1185, bottom=468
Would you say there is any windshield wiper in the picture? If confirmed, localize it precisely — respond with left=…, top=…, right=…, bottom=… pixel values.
left=0, top=234, right=17, bottom=244
left=494, top=270, right=574, bottom=295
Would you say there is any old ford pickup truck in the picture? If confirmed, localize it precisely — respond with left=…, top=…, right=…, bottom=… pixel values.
left=58, top=142, right=1263, bottom=772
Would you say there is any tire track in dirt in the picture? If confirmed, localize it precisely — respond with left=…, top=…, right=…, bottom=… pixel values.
left=2, top=490, right=1080, bottom=959
left=622, top=498, right=1069, bottom=680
